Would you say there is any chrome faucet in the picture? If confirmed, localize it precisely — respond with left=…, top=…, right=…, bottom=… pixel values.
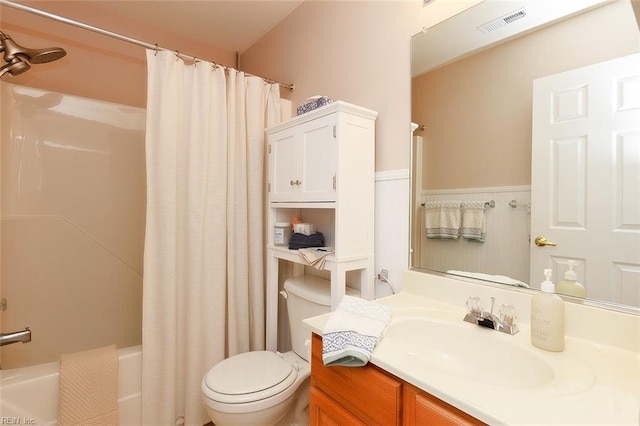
left=464, top=297, right=519, bottom=335
left=0, top=327, right=32, bottom=346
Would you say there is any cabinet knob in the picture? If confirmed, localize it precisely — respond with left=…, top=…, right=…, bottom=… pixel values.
left=295, top=179, right=301, bottom=186
left=290, top=180, right=295, bottom=186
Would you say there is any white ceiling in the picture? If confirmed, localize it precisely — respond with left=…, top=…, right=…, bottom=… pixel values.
left=412, top=0, right=609, bottom=77
left=12, top=0, right=305, bottom=54
left=96, top=0, right=305, bottom=53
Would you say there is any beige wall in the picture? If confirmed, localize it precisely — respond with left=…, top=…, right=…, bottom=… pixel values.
left=2, top=1, right=425, bottom=171
left=241, top=0, right=422, bottom=172
left=0, top=2, right=426, bottom=362
left=412, top=0, right=640, bottom=190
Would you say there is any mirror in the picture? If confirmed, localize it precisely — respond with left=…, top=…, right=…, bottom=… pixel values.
left=410, top=0, right=640, bottom=309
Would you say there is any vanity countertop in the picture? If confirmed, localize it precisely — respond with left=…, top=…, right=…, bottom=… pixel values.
left=303, top=271, right=640, bottom=425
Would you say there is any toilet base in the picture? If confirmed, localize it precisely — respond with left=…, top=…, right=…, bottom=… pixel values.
left=276, top=377, right=310, bottom=426
left=205, top=397, right=292, bottom=426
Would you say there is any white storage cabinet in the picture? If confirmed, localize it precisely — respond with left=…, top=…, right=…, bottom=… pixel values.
left=265, top=101, right=377, bottom=351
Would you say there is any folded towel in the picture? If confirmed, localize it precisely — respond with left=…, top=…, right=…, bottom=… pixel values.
left=424, top=201, right=461, bottom=239
left=59, top=345, right=119, bottom=426
left=322, top=295, right=392, bottom=367
left=299, top=247, right=334, bottom=270
left=461, top=201, right=487, bottom=242
left=447, top=270, right=530, bottom=288
left=288, top=231, right=325, bottom=249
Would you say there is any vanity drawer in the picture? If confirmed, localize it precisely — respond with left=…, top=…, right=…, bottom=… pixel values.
left=309, top=387, right=366, bottom=426
left=403, top=383, right=485, bottom=426
left=311, top=333, right=402, bottom=426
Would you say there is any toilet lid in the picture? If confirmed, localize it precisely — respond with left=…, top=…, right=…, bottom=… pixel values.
left=203, top=351, right=296, bottom=404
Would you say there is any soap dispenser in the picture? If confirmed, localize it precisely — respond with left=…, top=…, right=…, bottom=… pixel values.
left=531, top=269, right=565, bottom=352
left=556, top=260, right=586, bottom=298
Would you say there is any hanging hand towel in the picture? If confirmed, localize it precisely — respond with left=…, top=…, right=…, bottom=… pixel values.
left=59, top=345, right=119, bottom=426
left=461, top=201, right=487, bottom=242
left=322, top=295, right=392, bottom=367
left=424, top=201, right=461, bottom=239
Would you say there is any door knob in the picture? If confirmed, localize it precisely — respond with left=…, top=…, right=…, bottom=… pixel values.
left=534, top=236, right=557, bottom=247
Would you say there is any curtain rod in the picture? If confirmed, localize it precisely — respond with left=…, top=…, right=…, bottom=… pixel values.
left=0, top=0, right=295, bottom=91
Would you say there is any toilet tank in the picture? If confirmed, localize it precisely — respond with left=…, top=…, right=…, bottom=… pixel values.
left=284, top=275, right=358, bottom=362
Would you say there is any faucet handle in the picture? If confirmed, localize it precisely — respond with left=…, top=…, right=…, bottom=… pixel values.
left=465, top=296, right=483, bottom=316
left=499, top=303, right=517, bottom=325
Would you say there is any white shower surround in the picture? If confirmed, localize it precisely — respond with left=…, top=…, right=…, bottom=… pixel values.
left=0, top=83, right=145, bottom=424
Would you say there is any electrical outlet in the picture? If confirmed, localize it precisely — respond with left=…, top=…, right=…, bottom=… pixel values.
left=379, top=269, right=389, bottom=280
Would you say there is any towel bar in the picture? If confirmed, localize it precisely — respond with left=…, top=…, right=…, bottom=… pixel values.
left=509, top=200, right=529, bottom=208
left=421, top=200, right=495, bottom=208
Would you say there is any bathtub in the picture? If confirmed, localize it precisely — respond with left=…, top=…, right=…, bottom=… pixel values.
left=0, top=345, right=141, bottom=426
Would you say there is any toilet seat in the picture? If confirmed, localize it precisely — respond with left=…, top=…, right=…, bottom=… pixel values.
left=203, top=351, right=297, bottom=404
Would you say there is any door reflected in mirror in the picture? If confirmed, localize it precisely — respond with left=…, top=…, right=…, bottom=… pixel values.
left=410, top=0, right=640, bottom=308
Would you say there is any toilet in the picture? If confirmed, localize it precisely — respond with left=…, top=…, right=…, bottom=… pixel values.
left=201, top=275, right=357, bottom=426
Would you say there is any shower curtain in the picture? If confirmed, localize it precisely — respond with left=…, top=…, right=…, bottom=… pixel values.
left=142, top=49, right=281, bottom=426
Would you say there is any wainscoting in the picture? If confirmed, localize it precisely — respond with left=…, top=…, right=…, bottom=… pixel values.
left=374, top=169, right=410, bottom=294
left=416, top=186, right=531, bottom=284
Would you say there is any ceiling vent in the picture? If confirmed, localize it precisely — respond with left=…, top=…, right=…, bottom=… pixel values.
left=478, top=8, right=527, bottom=34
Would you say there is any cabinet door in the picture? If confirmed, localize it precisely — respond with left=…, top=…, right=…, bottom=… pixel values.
left=311, top=334, right=401, bottom=425
left=403, top=384, right=485, bottom=426
left=298, top=114, right=337, bottom=202
left=269, top=127, right=299, bottom=202
left=309, top=387, right=366, bottom=426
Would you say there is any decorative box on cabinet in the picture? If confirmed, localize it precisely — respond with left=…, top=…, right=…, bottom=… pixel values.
left=309, top=334, right=486, bottom=426
left=265, top=101, right=377, bottom=351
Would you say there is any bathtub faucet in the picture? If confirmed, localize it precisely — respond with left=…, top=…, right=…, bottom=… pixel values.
left=0, top=327, right=32, bottom=346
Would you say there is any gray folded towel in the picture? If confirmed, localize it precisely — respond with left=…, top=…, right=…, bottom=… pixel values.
left=288, top=232, right=325, bottom=249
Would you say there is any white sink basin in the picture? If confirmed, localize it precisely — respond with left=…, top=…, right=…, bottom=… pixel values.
left=378, top=314, right=595, bottom=393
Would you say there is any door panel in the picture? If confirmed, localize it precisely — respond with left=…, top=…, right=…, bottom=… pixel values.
left=299, top=115, right=336, bottom=202
left=531, top=53, right=640, bottom=306
left=269, top=128, right=298, bottom=201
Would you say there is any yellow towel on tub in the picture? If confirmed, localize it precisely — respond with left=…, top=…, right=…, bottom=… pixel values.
left=58, top=345, right=119, bottom=426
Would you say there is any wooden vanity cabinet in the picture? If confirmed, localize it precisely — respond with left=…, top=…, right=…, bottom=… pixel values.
left=403, top=383, right=484, bottom=426
left=309, top=334, right=485, bottom=426
left=310, top=334, right=402, bottom=425
left=309, top=387, right=367, bottom=426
